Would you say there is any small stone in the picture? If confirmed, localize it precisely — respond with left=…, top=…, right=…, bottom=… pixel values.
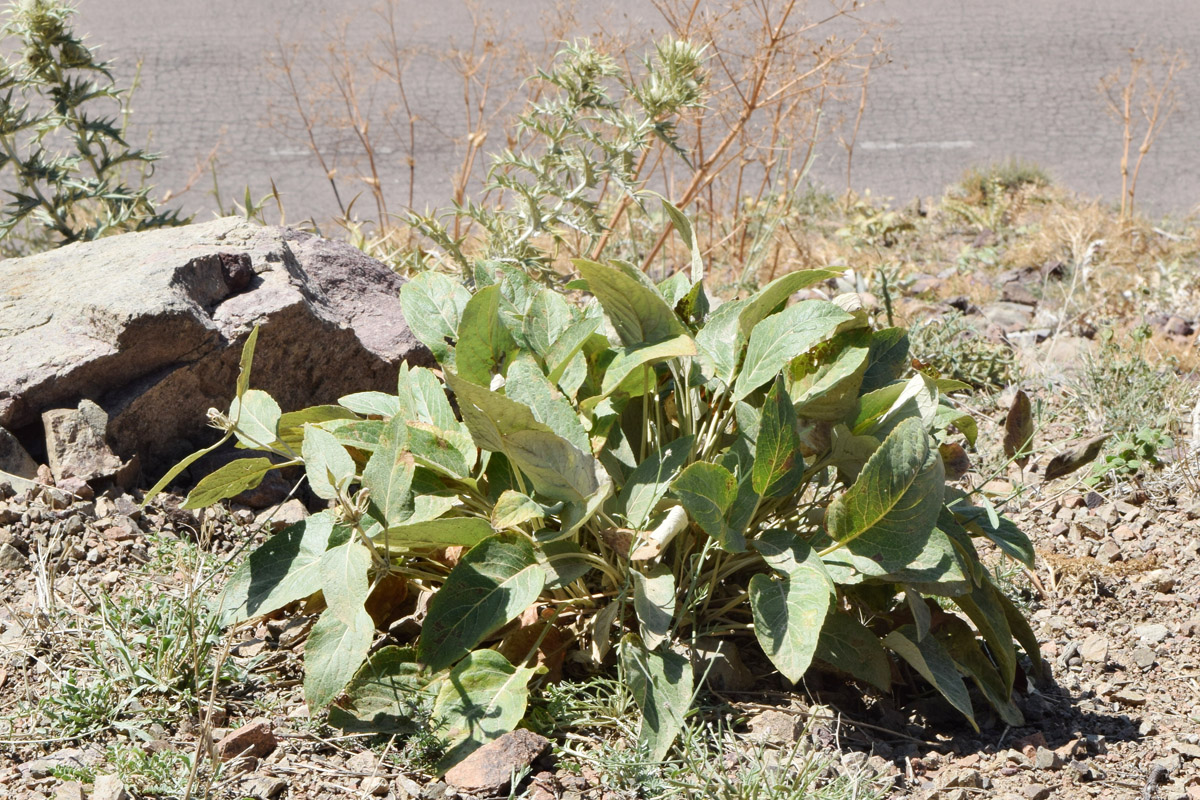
left=215, top=719, right=277, bottom=761
left=1171, top=740, right=1200, bottom=760
left=1095, top=539, right=1122, bottom=564
left=1136, top=623, right=1170, bottom=645
left=396, top=775, right=423, bottom=798
left=0, top=542, right=28, bottom=570
left=361, top=776, right=389, bottom=796
left=1023, top=784, right=1051, bottom=800
left=444, top=729, right=550, bottom=794
left=747, top=709, right=804, bottom=744
left=1165, top=316, right=1194, bottom=337
left=1034, top=747, right=1061, bottom=770
left=943, top=768, right=982, bottom=788
left=1131, top=646, right=1156, bottom=670
left=255, top=499, right=309, bottom=532
left=55, top=781, right=84, bottom=800
left=245, top=775, right=287, bottom=800
left=1079, top=635, right=1109, bottom=664
left=346, top=751, right=379, bottom=773
left=42, top=402, right=124, bottom=483
left=1139, top=719, right=1158, bottom=736
left=93, top=774, right=128, bottom=800
left=1113, top=688, right=1147, bottom=707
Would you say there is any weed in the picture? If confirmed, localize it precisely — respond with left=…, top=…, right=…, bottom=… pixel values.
left=0, top=0, right=185, bottom=255
left=909, top=311, right=1016, bottom=392
left=1087, top=426, right=1172, bottom=487
left=107, top=743, right=194, bottom=797
left=1071, top=327, right=1177, bottom=437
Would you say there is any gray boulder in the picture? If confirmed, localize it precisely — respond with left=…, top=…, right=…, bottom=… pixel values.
left=0, top=217, right=432, bottom=476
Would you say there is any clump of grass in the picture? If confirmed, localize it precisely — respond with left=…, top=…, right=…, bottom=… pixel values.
left=956, top=158, right=1052, bottom=206
left=1070, top=325, right=1179, bottom=437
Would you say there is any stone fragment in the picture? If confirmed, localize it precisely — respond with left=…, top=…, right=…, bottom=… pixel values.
left=215, top=718, right=277, bottom=761
left=1113, top=689, right=1147, bottom=707
left=255, top=498, right=308, bottom=532
left=1033, top=747, right=1061, bottom=770
left=93, top=775, right=128, bottom=800
left=0, top=426, right=38, bottom=490
left=1079, top=635, right=1108, bottom=664
left=0, top=542, right=27, bottom=570
left=1136, top=623, right=1170, bottom=645
left=747, top=709, right=805, bottom=744
left=42, top=401, right=125, bottom=483
left=244, top=775, right=287, bottom=799
left=1131, top=646, right=1156, bottom=670
left=55, top=781, right=84, bottom=800
left=444, top=729, right=550, bottom=795
left=1023, top=784, right=1051, bottom=800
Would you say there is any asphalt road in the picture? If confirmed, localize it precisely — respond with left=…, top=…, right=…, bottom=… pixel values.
left=72, top=0, right=1200, bottom=222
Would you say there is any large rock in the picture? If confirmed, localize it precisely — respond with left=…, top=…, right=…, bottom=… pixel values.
left=0, top=218, right=431, bottom=475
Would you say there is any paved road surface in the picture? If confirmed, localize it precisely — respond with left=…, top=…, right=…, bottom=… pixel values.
left=73, top=0, right=1200, bottom=222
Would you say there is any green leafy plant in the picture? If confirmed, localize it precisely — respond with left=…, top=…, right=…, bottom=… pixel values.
left=1087, top=426, right=1172, bottom=487
left=156, top=208, right=1039, bottom=771
left=0, top=0, right=184, bottom=255
left=909, top=311, right=1016, bottom=392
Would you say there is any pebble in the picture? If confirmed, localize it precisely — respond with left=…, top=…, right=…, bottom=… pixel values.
left=1023, top=784, right=1051, bottom=800
left=1033, top=747, right=1061, bottom=771
left=1131, top=646, right=1156, bottom=670
left=1079, top=635, right=1108, bottom=664
left=1136, top=623, right=1171, bottom=644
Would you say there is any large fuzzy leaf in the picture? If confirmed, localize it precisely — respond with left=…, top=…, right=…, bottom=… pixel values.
left=184, top=457, right=279, bottom=509
left=671, top=461, right=748, bottom=552
left=599, top=335, right=697, bottom=401
left=789, top=337, right=870, bottom=422
left=375, top=517, right=495, bottom=551
left=574, top=258, right=687, bottom=346
left=824, top=417, right=945, bottom=575
left=433, top=649, right=537, bottom=772
left=419, top=534, right=545, bottom=671
left=696, top=269, right=840, bottom=385
left=632, top=565, right=676, bottom=650
left=229, top=389, right=282, bottom=450
left=400, top=272, right=471, bottom=366
left=329, top=646, right=440, bottom=733
left=937, top=617, right=1024, bottom=727
left=883, top=625, right=977, bottom=731
left=505, top=357, right=589, bottom=452
left=952, top=577, right=1017, bottom=691
left=396, top=365, right=462, bottom=433
left=302, top=425, right=357, bottom=501
left=621, top=634, right=692, bottom=761
left=456, top=284, right=517, bottom=386
left=859, top=327, right=910, bottom=394
left=814, top=610, right=891, bottom=691
left=318, top=539, right=372, bottom=627
left=304, top=605, right=376, bottom=708
left=523, top=289, right=574, bottom=361
left=749, top=531, right=835, bottom=683
left=219, top=512, right=337, bottom=623
left=361, top=415, right=415, bottom=525
left=733, top=300, right=854, bottom=402
left=753, top=376, right=804, bottom=497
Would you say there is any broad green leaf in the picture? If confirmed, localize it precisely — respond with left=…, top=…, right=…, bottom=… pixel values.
left=661, top=198, right=703, bottom=283
left=375, top=517, right=495, bottom=551
left=996, top=587, right=1044, bottom=679
left=1003, top=389, right=1035, bottom=468
left=319, top=539, right=371, bottom=627
left=933, top=403, right=978, bottom=446
left=821, top=523, right=968, bottom=593
left=828, top=424, right=880, bottom=483
left=456, top=284, right=516, bottom=385
left=851, top=382, right=906, bottom=435
left=545, top=313, right=601, bottom=386
left=503, top=429, right=609, bottom=503
left=339, top=392, right=402, bottom=418
left=675, top=279, right=709, bottom=324
left=696, top=269, right=841, bottom=385
left=671, top=461, right=747, bottom=552
left=361, top=415, right=415, bottom=525
left=749, top=532, right=835, bottom=683
left=938, top=618, right=1024, bottom=727
left=906, top=587, right=932, bottom=642
left=277, top=406, right=359, bottom=452
left=753, top=376, right=804, bottom=497
left=814, top=611, right=891, bottom=691
left=219, top=512, right=338, bottom=623
left=329, top=646, right=440, bottom=733
left=406, top=421, right=475, bottom=479
left=598, top=335, right=697, bottom=400
left=524, top=289, right=574, bottom=361
left=433, top=649, right=537, bottom=772
left=632, top=565, right=676, bottom=650
left=616, top=436, right=694, bottom=530
left=229, top=389, right=282, bottom=450
left=620, top=634, right=692, bottom=762
left=304, top=605, right=376, bottom=708
left=410, top=494, right=458, bottom=524
left=506, top=358, right=589, bottom=452
left=400, top=271, right=471, bottom=366
left=883, top=625, right=977, bottom=731
left=789, top=339, right=870, bottom=421
left=445, top=371, right=552, bottom=453
left=824, top=417, right=944, bottom=574
left=733, top=301, right=854, bottom=401
left=859, top=327, right=910, bottom=394
left=419, top=534, right=545, bottom=671
left=183, top=457, right=278, bottom=509
left=952, top=577, right=1017, bottom=691
left=316, top=418, right=386, bottom=454
left=657, top=271, right=693, bottom=308
left=574, top=258, right=687, bottom=346
left=302, top=425, right=357, bottom=501
left=397, top=365, right=462, bottom=432
left=491, top=490, right=544, bottom=530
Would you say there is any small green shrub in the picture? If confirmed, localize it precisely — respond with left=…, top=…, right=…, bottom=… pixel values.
left=1087, top=426, right=1172, bottom=487
left=0, top=0, right=184, bottom=255
left=1073, top=326, right=1176, bottom=437
left=154, top=209, right=1040, bottom=772
left=908, top=311, right=1016, bottom=391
